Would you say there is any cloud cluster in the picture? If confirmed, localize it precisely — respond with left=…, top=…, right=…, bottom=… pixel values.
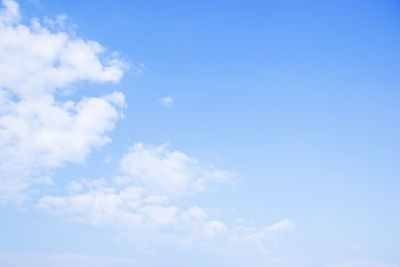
left=0, top=0, right=126, bottom=201
left=0, top=0, right=124, bottom=97
left=118, top=143, right=233, bottom=196
left=37, top=143, right=292, bottom=249
left=38, top=143, right=233, bottom=245
left=0, top=0, right=294, bottom=254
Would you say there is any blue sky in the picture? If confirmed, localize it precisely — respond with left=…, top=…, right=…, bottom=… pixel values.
left=0, top=0, right=400, bottom=266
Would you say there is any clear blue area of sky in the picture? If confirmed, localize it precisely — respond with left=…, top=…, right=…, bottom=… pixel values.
left=1, top=0, right=400, bottom=266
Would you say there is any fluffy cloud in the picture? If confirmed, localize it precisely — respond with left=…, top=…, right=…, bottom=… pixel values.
left=1, top=0, right=294, bottom=254
left=0, top=0, right=125, bottom=97
left=0, top=0, right=126, bottom=201
left=38, top=143, right=291, bottom=250
left=37, top=144, right=233, bottom=243
left=38, top=177, right=291, bottom=249
left=118, top=143, right=233, bottom=196
left=37, top=180, right=228, bottom=244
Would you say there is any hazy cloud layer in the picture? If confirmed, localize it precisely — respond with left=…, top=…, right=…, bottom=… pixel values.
left=326, top=260, right=400, bottom=267
left=0, top=252, right=139, bottom=267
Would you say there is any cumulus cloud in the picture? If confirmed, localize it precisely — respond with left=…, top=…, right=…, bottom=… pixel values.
left=37, top=144, right=233, bottom=244
left=0, top=2, right=125, bottom=97
left=37, top=143, right=291, bottom=250
left=38, top=177, right=291, bottom=249
left=37, top=180, right=228, bottom=245
left=0, top=0, right=294, bottom=254
left=0, top=0, right=126, bottom=201
left=118, top=143, right=233, bottom=196
left=157, top=96, right=173, bottom=107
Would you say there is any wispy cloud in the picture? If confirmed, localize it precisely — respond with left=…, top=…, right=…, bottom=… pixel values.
left=157, top=96, right=173, bottom=107
left=132, top=63, right=146, bottom=75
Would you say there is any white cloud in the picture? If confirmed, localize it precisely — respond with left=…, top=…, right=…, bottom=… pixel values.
left=144, top=195, right=169, bottom=204
left=263, top=218, right=295, bottom=233
left=0, top=0, right=126, bottom=201
left=37, top=183, right=228, bottom=249
left=66, top=181, right=83, bottom=193
left=139, top=205, right=179, bottom=225
left=118, top=143, right=233, bottom=196
left=0, top=0, right=19, bottom=25
left=37, top=180, right=228, bottom=244
left=0, top=0, right=294, bottom=254
left=157, top=96, right=173, bottom=107
left=37, top=144, right=291, bottom=250
left=0, top=3, right=126, bottom=97
left=204, top=220, right=228, bottom=238
left=247, top=218, right=294, bottom=242
left=229, top=218, right=294, bottom=253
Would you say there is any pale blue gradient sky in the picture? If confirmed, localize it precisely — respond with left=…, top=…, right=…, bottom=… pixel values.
left=1, top=1, right=400, bottom=266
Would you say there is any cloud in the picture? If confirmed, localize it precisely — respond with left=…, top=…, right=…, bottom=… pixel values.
left=37, top=143, right=291, bottom=250
left=0, top=2, right=126, bottom=97
left=246, top=218, right=294, bottom=243
left=1, top=0, right=294, bottom=255
left=118, top=143, right=234, bottom=196
left=131, top=63, right=146, bottom=75
left=157, top=96, right=173, bottom=107
left=0, top=0, right=126, bottom=201
left=38, top=180, right=290, bottom=250
left=37, top=180, right=228, bottom=245
left=37, top=143, right=233, bottom=243
left=66, top=181, right=83, bottom=193
left=229, top=218, right=294, bottom=253
left=0, top=0, right=19, bottom=25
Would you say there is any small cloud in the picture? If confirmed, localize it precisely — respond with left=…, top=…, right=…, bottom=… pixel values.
left=132, top=62, right=146, bottom=75
left=157, top=96, right=173, bottom=107
left=43, top=14, right=72, bottom=30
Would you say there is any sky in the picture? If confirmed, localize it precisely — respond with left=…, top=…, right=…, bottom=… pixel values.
left=0, top=0, right=399, bottom=266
